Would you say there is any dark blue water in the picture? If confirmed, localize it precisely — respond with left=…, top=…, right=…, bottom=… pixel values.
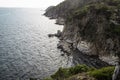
left=0, top=8, right=72, bottom=80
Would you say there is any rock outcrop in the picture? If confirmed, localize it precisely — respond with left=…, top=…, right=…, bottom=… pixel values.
left=55, top=17, right=65, bottom=25
left=48, top=30, right=62, bottom=37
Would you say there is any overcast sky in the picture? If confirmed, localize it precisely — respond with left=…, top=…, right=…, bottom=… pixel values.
left=0, top=0, right=64, bottom=8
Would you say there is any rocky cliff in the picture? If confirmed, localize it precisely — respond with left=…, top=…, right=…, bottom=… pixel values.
left=44, top=0, right=102, bottom=19
left=45, top=0, right=120, bottom=67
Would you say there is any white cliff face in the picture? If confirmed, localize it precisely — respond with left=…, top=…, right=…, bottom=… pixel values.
left=77, top=41, right=91, bottom=54
left=100, top=56, right=118, bottom=65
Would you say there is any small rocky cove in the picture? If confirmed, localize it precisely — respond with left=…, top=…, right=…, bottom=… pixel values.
left=44, top=0, right=120, bottom=80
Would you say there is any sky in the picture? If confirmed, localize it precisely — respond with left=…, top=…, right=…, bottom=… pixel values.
left=0, top=0, right=64, bottom=8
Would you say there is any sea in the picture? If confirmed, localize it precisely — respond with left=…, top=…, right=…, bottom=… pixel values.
left=0, top=8, right=72, bottom=80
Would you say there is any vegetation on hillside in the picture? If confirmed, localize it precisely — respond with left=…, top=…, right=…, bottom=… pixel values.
left=44, top=65, right=114, bottom=80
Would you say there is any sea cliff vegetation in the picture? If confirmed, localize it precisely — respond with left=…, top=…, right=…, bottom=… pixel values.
left=44, top=64, right=114, bottom=80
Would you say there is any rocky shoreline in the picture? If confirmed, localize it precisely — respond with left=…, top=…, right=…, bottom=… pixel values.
left=47, top=29, right=110, bottom=68
left=48, top=30, right=62, bottom=38
left=57, top=39, right=110, bottom=68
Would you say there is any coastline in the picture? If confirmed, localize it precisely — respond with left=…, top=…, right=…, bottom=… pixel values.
left=45, top=14, right=110, bottom=68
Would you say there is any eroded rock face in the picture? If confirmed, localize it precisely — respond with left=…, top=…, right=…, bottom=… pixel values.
left=100, top=56, right=118, bottom=65
left=57, top=40, right=109, bottom=68
left=57, top=40, right=72, bottom=54
left=77, top=41, right=91, bottom=55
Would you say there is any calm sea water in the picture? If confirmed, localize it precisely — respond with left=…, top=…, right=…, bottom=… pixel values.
left=0, top=8, right=72, bottom=80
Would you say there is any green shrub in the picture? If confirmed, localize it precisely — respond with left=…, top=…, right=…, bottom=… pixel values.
left=69, top=64, right=94, bottom=75
left=73, top=6, right=89, bottom=19
left=88, top=66, right=115, bottom=80
left=66, top=5, right=89, bottom=22
left=50, top=64, right=94, bottom=80
left=114, top=25, right=120, bottom=33
left=29, top=78, right=37, bottom=80
left=51, top=67, right=70, bottom=80
left=106, top=0, right=120, bottom=5
left=43, top=77, right=53, bottom=80
left=106, top=22, right=120, bottom=37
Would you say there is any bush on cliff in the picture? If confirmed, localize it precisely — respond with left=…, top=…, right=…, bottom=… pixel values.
left=50, top=64, right=93, bottom=80
left=51, top=67, right=69, bottom=80
left=69, top=64, right=94, bottom=75
left=44, top=65, right=114, bottom=80
left=29, top=78, right=37, bottom=80
left=114, top=25, right=120, bottom=33
left=43, top=77, right=53, bottom=80
left=88, top=66, right=115, bottom=80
